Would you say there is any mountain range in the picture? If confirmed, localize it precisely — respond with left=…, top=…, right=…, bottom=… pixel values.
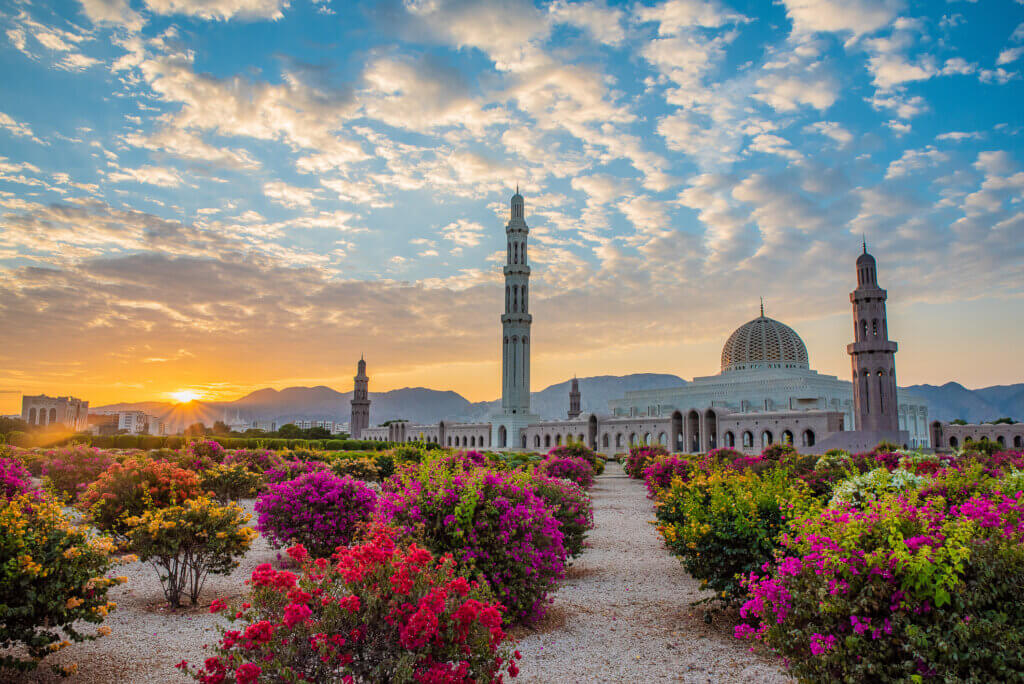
left=94, top=376, right=1024, bottom=433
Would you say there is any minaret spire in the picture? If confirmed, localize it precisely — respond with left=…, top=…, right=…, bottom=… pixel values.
left=760, top=297, right=764, bottom=317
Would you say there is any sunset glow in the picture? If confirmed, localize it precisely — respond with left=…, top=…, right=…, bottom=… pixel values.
left=170, top=390, right=200, bottom=404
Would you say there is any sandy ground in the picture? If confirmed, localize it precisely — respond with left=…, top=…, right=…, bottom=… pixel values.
left=512, top=462, right=790, bottom=683
left=13, top=465, right=789, bottom=683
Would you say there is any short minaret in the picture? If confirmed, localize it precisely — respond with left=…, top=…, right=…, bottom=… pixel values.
left=491, top=188, right=539, bottom=449
left=350, top=356, right=370, bottom=439
left=567, top=377, right=581, bottom=419
left=847, top=243, right=900, bottom=432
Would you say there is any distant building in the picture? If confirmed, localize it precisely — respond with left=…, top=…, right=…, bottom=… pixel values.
left=92, top=410, right=165, bottom=435
left=87, top=413, right=119, bottom=436
left=363, top=192, right=928, bottom=455
left=930, top=421, right=1024, bottom=451
left=21, top=395, right=89, bottom=431
left=295, top=419, right=348, bottom=434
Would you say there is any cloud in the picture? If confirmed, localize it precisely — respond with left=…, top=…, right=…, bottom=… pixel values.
left=748, top=133, right=803, bottom=161
left=77, top=0, right=144, bottom=30
left=142, top=0, right=290, bottom=21
left=635, top=0, right=748, bottom=34
left=752, top=71, right=839, bottom=111
left=262, top=181, right=318, bottom=208
left=884, top=146, right=949, bottom=179
left=0, top=112, right=43, bottom=144
left=441, top=219, right=486, bottom=246
left=779, top=0, right=901, bottom=37
left=804, top=120, right=853, bottom=146
left=108, top=165, right=184, bottom=187
left=548, top=0, right=626, bottom=46
left=998, top=47, right=1024, bottom=66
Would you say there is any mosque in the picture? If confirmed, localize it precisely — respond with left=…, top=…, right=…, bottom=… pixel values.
left=357, top=191, right=928, bottom=454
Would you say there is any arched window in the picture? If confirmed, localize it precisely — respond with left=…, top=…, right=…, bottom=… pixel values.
left=522, top=284, right=527, bottom=311
left=602, top=434, right=609, bottom=448
left=742, top=431, right=753, bottom=448
left=1015, top=436, right=1022, bottom=449
left=522, top=434, right=527, bottom=448
left=544, top=434, right=551, bottom=448
left=860, top=319, right=868, bottom=340
left=643, top=432, right=651, bottom=444
left=616, top=433, right=623, bottom=447
left=949, top=436, right=958, bottom=448
left=505, top=286, right=510, bottom=312
left=629, top=433, right=637, bottom=446
left=512, top=285, right=518, bottom=312
left=724, top=431, right=735, bottom=447
left=782, top=430, right=793, bottom=445
left=49, top=408, right=57, bottom=424
left=555, top=434, right=562, bottom=446
left=802, top=429, right=815, bottom=447
left=513, top=242, right=519, bottom=264
left=534, top=435, right=540, bottom=448
left=658, top=432, right=667, bottom=445
left=997, top=436, right=1006, bottom=446
left=761, top=430, right=774, bottom=448
left=28, top=408, right=36, bottom=424
left=872, top=319, right=878, bottom=337
left=877, top=370, right=886, bottom=414
left=862, top=369, right=870, bottom=414
left=497, top=426, right=507, bottom=448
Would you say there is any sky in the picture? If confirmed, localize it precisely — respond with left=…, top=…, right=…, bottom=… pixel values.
left=0, top=0, right=1022, bottom=412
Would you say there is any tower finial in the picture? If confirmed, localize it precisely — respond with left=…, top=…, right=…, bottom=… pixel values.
left=516, top=183, right=519, bottom=195
left=862, top=234, right=867, bottom=254
left=760, top=297, right=764, bottom=317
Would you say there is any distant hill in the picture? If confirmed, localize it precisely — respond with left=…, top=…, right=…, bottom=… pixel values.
left=904, top=382, right=1024, bottom=423
left=94, top=373, right=687, bottom=432
left=94, top=376, right=1023, bottom=433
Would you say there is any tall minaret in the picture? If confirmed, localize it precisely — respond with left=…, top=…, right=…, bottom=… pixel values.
left=350, top=356, right=370, bottom=439
left=492, top=188, right=537, bottom=449
left=847, top=243, right=900, bottom=432
left=567, top=377, right=581, bottom=419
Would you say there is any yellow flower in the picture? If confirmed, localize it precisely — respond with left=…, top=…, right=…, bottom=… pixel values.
left=97, top=626, right=111, bottom=636
left=65, top=596, right=84, bottom=609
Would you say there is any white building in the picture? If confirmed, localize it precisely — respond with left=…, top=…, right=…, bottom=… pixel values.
left=93, top=410, right=165, bottom=435
left=21, top=395, right=90, bottom=431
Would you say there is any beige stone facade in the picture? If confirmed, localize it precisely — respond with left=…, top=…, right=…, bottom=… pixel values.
left=930, top=421, right=1024, bottom=451
left=21, top=394, right=89, bottom=431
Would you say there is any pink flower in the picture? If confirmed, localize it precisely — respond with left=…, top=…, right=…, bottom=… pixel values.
left=234, top=662, right=261, bottom=684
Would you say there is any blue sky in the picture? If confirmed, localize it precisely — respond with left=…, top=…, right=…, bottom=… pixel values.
left=0, top=0, right=1022, bottom=407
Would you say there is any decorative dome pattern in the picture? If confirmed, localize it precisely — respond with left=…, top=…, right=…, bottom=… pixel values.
left=720, top=316, right=809, bottom=373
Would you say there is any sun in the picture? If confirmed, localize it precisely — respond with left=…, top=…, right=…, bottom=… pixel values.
left=170, top=390, right=199, bottom=404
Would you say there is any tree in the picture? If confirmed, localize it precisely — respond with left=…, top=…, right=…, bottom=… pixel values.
left=381, top=419, right=408, bottom=427
left=306, top=426, right=331, bottom=439
left=212, top=420, right=231, bottom=435
left=0, top=416, right=28, bottom=435
left=277, top=423, right=302, bottom=438
left=989, top=417, right=1018, bottom=425
left=951, top=419, right=968, bottom=425
left=185, top=422, right=209, bottom=438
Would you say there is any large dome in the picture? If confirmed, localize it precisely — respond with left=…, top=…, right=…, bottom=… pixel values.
left=720, top=315, right=809, bottom=373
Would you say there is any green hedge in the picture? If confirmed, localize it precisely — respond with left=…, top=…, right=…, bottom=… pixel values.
left=27, top=434, right=394, bottom=452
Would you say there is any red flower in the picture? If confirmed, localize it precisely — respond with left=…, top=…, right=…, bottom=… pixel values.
left=479, top=606, right=502, bottom=629
left=235, top=662, right=261, bottom=684
left=209, top=599, right=227, bottom=613
left=283, top=602, right=313, bottom=628
left=287, top=544, right=309, bottom=564
left=338, top=594, right=361, bottom=614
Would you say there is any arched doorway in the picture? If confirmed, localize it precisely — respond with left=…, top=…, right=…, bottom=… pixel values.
left=782, top=430, right=794, bottom=445
left=704, top=409, right=717, bottom=451
left=497, top=426, right=507, bottom=448
left=671, top=410, right=683, bottom=452
left=761, top=430, right=773, bottom=448
left=802, top=429, right=815, bottom=447
left=544, top=434, right=551, bottom=448
left=686, top=410, right=700, bottom=453
left=742, top=431, right=753, bottom=449
left=949, top=436, right=958, bottom=449
left=724, top=431, right=735, bottom=447
left=588, top=415, right=598, bottom=449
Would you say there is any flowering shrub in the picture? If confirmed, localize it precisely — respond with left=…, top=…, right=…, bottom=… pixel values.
left=519, top=472, right=594, bottom=558
left=378, top=460, right=566, bottom=624
left=126, top=497, right=257, bottom=608
left=263, top=458, right=328, bottom=485
left=738, top=489, right=1024, bottom=681
left=760, top=443, right=797, bottom=462
left=829, top=467, right=929, bottom=507
left=223, top=448, right=284, bottom=474
left=548, top=442, right=605, bottom=475
left=330, top=457, right=380, bottom=481
left=256, top=470, right=377, bottom=558
left=625, top=445, right=668, bottom=479
left=535, top=455, right=596, bottom=489
left=1, top=456, right=34, bottom=499
left=655, top=466, right=817, bottom=607
left=39, top=446, right=115, bottom=500
left=79, top=457, right=204, bottom=537
left=0, top=494, right=126, bottom=674
left=642, top=455, right=691, bottom=499
left=182, top=528, right=519, bottom=683
left=199, top=463, right=262, bottom=504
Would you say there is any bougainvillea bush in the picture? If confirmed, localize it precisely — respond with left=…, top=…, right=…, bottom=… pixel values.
left=255, top=470, right=377, bottom=558
left=642, top=455, right=691, bottom=499
left=329, top=457, right=380, bottom=481
left=655, top=465, right=817, bottom=607
left=518, top=472, right=594, bottom=558
left=199, top=463, right=262, bottom=504
left=222, top=448, right=284, bottom=474
left=1, top=456, right=34, bottom=499
left=535, top=455, right=596, bottom=489
left=182, top=528, right=519, bottom=684
left=79, top=457, right=204, bottom=537
left=738, top=488, right=1024, bottom=682
left=126, top=497, right=257, bottom=608
left=263, top=459, right=328, bottom=485
left=624, top=445, right=668, bottom=479
left=39, top=446, right=115, bottom=500
left=0, top=493, right=126, bottom=675
left=377, top=460, right=566, bottom=624
left=548, top=442, right=605, bottom=475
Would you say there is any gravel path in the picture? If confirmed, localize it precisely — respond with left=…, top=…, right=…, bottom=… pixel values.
left=513, top=462, right=790, bottom=683
left=14, top=465, right=790, bottom=682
